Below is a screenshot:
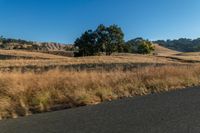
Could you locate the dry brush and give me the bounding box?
[0,65,200,119]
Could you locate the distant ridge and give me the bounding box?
[0,42,66,51]
[154,38,200,52]
[0,37,73,51]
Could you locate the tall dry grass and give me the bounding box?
[0,65,200,119]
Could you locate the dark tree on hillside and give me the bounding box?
[74,30,98,56]
[106,25,125,55]
[74,24,125,56]
[95,24,109,54]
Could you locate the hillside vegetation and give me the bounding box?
[0,37,73,51]
[0,44,198,72]
[155,38,200,52]
[1,65,200,119]
[0,47,185,72]
[1,26,200,119]
[0,44,200,119]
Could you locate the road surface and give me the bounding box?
[1,86,200,133]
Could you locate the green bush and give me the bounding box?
[126,38,155,54]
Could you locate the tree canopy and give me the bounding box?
[74,24,125,56]
[126,38,155,54]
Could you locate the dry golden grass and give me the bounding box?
[152,45,200,62]
[158,54,200,63]
[177,52,200,56]
[0,54,181,71]
[153,44,180,56]
[1,48,200,119]
[0,50,68,59]
[0,65,200,119]
[0,48,196,71]
[169,55,200,62]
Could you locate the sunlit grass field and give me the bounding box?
[1,47,200,119]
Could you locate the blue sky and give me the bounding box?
[0,0,200,43]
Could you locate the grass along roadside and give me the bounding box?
[0,65,200,119]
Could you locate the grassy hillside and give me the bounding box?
[0,49,182,72]
[0,48,200,119]
[0,50,69,59]
[153,45,200,63]
[153,44,180,56]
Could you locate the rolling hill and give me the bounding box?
[153,44,180,56]
[0,49,68,59]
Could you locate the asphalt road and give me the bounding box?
[1,86,200,133]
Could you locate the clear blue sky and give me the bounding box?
[0,0,200,43]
